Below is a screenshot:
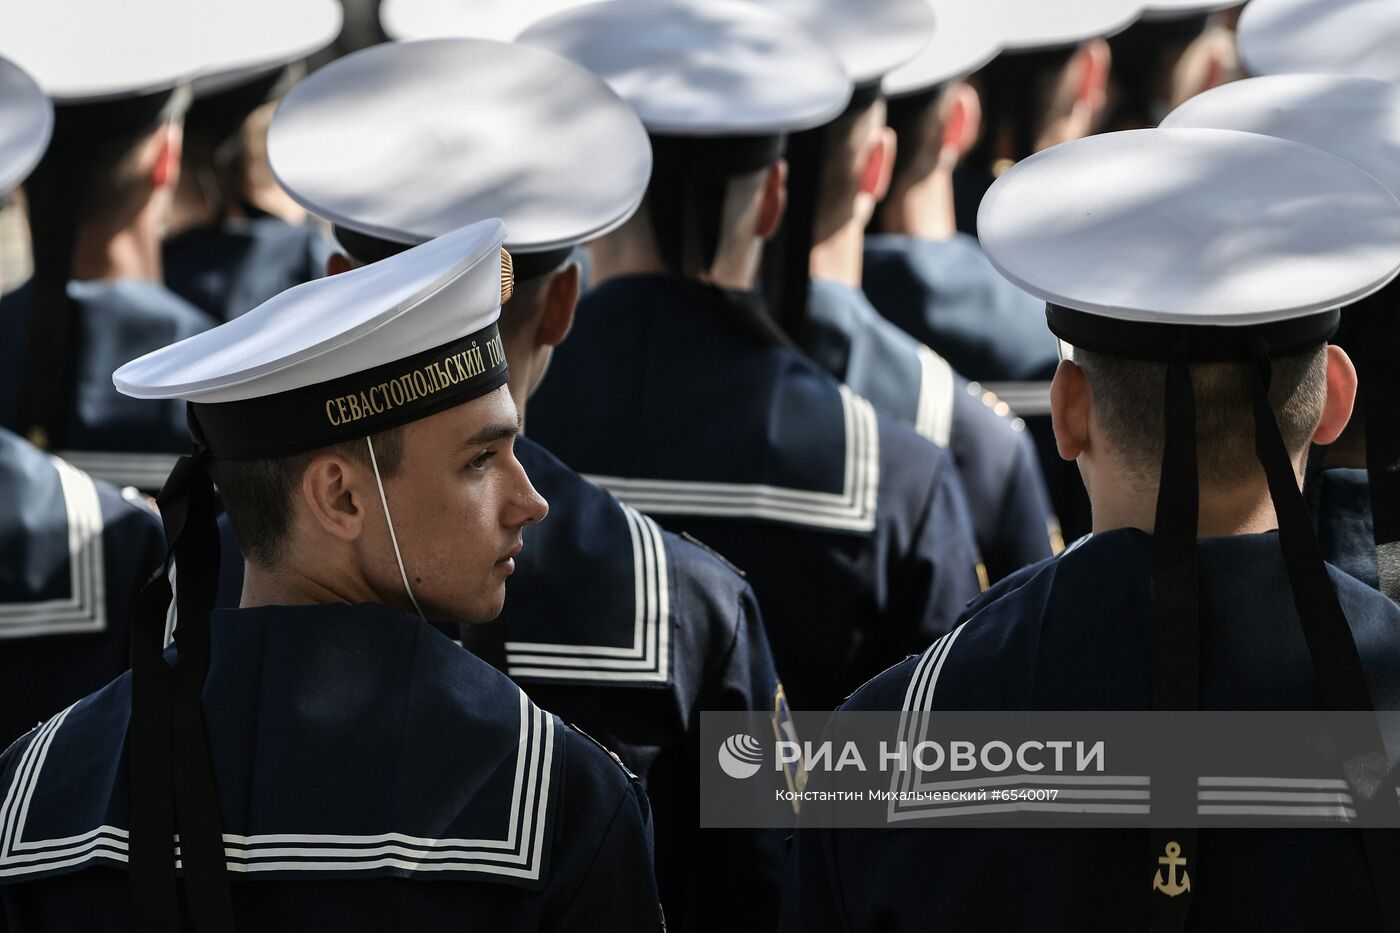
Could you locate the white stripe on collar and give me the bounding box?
[913,345,955,448]
[0,456,107,639]
[506,503,672,684]
[0,691,558,881]
[586,385,881,533]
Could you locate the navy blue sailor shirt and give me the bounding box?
[214,434,790,932]
[781,529,1400,932]
[0,279,218,460]
[163,216,333,323]
[526,273,985,713]
[804,277,1059,582]
[862,233,1062,384]
[0,603,665,932]
[502,436,789,933]
[0,428,167,747]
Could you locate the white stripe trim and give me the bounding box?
[889,626,966,808]
[0,693,557,880]
[978,381,1053,418]
[53,450,178,492]
[505,505,670,683]
[0,456,106,638]
[914,346,955,448]
[585,386,880,533]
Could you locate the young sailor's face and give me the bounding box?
[381,386,547,622]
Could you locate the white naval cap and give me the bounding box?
[192,0,343,98]
[760,0,936,87]
[999,0,1141,52]
[517,0,852,137]
[978,128,1400,329]
[885,0,1007,97]
[268,38,650,260]
[380,0,598,41]
[115,219,511,457]
[0,55,51,194]
[0,0,335,104]
[1238,0,1400,82]
[1162,74,1400,197]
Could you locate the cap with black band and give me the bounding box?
[979,127,1400,933]
[112,218,513,932]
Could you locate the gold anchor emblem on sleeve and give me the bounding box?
[1152,841,1191,897]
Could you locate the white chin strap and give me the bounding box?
[367,436,425,621]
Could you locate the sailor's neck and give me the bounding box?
[70,223,163,283]
[1089,478,1286,539]
[240,560,398,612]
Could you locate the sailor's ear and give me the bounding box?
[1050,358,1092,462]
[299,451,368,543]
[1312,344,1358,447]
[757,158,789,241]
[150,122,182,190]
[859,125,897,202]
[538,262,581,348]
[940,82,982,163]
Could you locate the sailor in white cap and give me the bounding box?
[162,0,342,323]
[1163,74,1400,604]
[0,0,338,489]
[0,219,666,931]
[904,0,1143,543]
[862,0,1064,388]
[950,0,1140,237]
[0,54,169,749]
[0,0,209,470]
[263,35,786,931]
[783,127,1400,930]
[768,0,1060,584]
[514,0,985,713]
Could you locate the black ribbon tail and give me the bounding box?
[128,442,234,933]
[1148,357,1200,932]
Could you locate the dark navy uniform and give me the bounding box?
[163,216,333,322]
[862,234,1094,541]
[862,233,1061,383]
[1310,467,1381,594]
[214,435,789,930]
[528,274,984,711]
[0,280,217,458]
[0,604,664,931]
[804,277,1058,581]
[0,428,166,747]
[505,437,786,932]
[782,529,1400,931]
